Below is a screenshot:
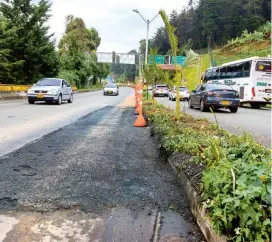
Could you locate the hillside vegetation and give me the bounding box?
[183,22,271,91]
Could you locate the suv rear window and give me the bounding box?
[180,87,188,91]
[156,85,167,88]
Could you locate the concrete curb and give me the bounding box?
[73,88,102,93]
[167,155,228,242]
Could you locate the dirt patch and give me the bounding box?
[118,95,135,107]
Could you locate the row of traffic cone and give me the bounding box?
[134,79,147,127]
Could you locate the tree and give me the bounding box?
[58,15,102,88]
[0,0,59,84]
[0,16,24,83]
[150,0,271,51]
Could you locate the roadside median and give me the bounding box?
[144,101,271,242]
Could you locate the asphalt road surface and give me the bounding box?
[0,88,204,242]
[156,97,271,147]
[0,89,134,157]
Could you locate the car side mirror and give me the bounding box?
[191,90,196,94]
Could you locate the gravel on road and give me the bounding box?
[0,105,205,241]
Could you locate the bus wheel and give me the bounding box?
[250,103,260,109]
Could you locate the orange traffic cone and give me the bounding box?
[134,114,147,127]
[134,106,139,115]
[134,101,147,127]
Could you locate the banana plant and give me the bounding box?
[159,10,182,120]
[142,47,162,108]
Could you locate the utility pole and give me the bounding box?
[133,9,159,65]
[145,20,150,65]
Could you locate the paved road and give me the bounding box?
[0,88,134,157]
[0,88,204,241]
[156,97,271,147]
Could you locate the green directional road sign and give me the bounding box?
[149,55,165,64]
[171,56,186,66]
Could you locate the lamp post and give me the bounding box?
[133,9,159,65]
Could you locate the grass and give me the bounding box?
[77,83,103,92]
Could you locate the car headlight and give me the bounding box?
[48,89,58,94]
[27,88,34,94]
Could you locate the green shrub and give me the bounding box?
[58,70,78,85]
[144,102,271,241]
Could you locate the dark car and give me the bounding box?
[188,84,240,113]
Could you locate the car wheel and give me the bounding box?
[230,107,238,113]
[28,100,35,104]
[56,94,62,105]
[200,99,208,112]
[188,98,193,108]
[68,93,73,103]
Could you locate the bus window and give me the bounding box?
[211,68,219,80]
[226,65,234,78]
[205,69,213,81]
[219,67,226,78]
[243,61,251,77]
[256,61,271,72]
[233,63,244,77]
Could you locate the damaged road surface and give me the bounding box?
[0,99,205,241]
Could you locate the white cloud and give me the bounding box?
[47,0,189,53]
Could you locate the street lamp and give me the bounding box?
[133,9,159,65]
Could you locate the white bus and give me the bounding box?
[201,57,271,108]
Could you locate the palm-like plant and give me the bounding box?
[159,10,182,120]
[142,47,162,107]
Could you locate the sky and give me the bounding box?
[47,0,189,53]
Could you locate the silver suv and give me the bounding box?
[27,78,73,105]
[154,84,169,97]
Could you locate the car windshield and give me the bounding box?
[36,79,61,86]
[106,84,117,88]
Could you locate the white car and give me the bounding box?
[27,78,73,105]
[168,86,190,101]
[103,83,119,96]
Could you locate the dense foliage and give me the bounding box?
[58,15,109,88]
[0,0,59,84]
[0,1,109,86]
[144,102,271,242]
[150,0,271,54]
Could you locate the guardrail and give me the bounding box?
[0,84,78,92]
[117,83,136,88]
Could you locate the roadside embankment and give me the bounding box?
[144,101,271,242]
